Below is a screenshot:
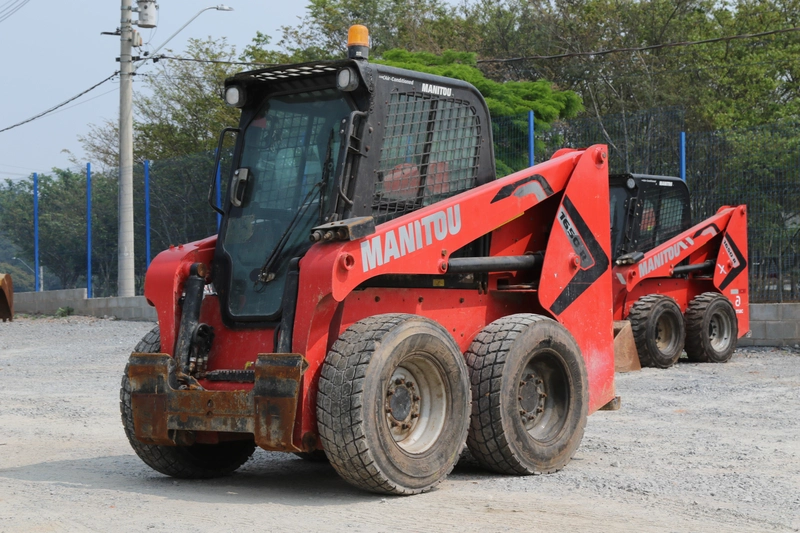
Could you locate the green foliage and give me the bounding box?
[55,306,74,317]
[263,0,800,131]
[254,0,480,61]
[0,233,34,292]
[685,121,800,300]
[81,38,242,168]
[462,0,800,131]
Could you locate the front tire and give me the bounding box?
[629,295,686,368]
[317,314,470,495]
[121,326,256,479]
[465,314,588,475]
[684,293,738,363]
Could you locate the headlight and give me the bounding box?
[337,68,359,92]
[225,85,246,107]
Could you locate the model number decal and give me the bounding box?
[360,205,462,272]
[722,237,740,268]
[558,208,593,268]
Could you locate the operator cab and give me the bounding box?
[211,25,496,326]
[609,174,691,261]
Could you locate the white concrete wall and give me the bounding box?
[14,289,156,322]
[10,291,800,346]
[738,303,800,347]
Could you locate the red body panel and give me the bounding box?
[143,146,618,450]
[144,236,217,356]
[538,149,615,412]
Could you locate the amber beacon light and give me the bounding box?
[347,25,370,60]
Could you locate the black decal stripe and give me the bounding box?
[491,174,553,204]
[719,235,747,290]
[692,223,721,239]
[550,196,610,316]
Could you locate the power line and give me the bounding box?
[0,0,30,23]
[477,26,800,64]
[45,87,119,118]
[144,26,800,70]
[0,163,37,170]
[152,54,276,67]
[0,72,118,134]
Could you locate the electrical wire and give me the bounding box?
[152,55,276,67]
[0,0,25,15]
[44,87,119,118]
[0,0,30,23]
[477,26,800,64]
[0,72,118,134]
[144,26,800,70]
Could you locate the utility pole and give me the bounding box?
[115,1,229,297]
[118,0,135,297]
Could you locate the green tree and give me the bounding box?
[80,37,243,167]
[0,170,119,295]
[256,0,480,62]
[0,233,34,292]
[467,0,800,131]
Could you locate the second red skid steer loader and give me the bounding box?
[124,25,646,495]
[608,174,749,369]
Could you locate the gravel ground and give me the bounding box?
[1,316,799,532]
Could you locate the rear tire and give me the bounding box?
[465,314,588,475]
[685,293,738,363]
[121,326,256,479]
[629,295,686,368]
[317,314,470,495]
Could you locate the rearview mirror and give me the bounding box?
[208,127,240,215]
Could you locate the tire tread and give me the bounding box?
[465,314,564,475]
[121,326,255,479]
[685,292,737,363]
[628,295,684,368]
[317,313,465,495]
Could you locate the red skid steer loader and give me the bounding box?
[608,174,749,370]
[122,25,745,495]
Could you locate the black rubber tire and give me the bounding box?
[465,314,588,475]
[317,314,470,495]
[121,325,256,479]
[684,293,738,363]
[629,295,686,369]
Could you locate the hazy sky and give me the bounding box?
[0,1,310,180]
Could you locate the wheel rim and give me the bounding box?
[384,353,448,454]
[517,351,570,442]
[708,309,733,351]
[655,311,680,353]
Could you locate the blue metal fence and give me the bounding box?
[494,108,798,303]
[4,107,799,302]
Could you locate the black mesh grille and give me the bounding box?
[634,182,689,252]
[373,92,481,224]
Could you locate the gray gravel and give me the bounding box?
[1,316,799,532]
